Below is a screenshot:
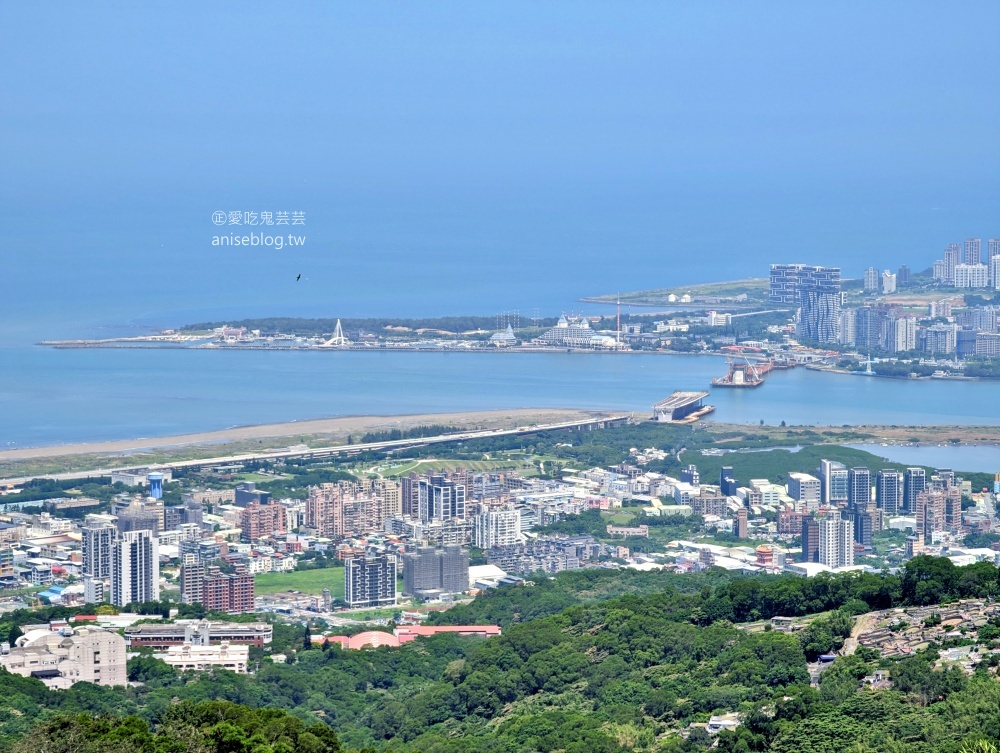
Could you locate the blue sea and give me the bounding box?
[4,344,1000,450]
[1,5,998,449]
[2,188,1000,449]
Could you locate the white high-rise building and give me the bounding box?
[965,237,982,265]
[818,518,854,568]
[881,270,896,295]
[988,237,1000,280]
[473,509,522,548]
[944,244,962,284]
[932,259,946,282]
[990,251,1000,290]
[954,263,989,289]
[876,470,904,517]
[838,309,856,346]
[891,316,916,353]
[787,473,821,508]
[84,576,105,604]
[82,519,117,579]
[818,459,849,505]
[929,300,952,318]
[417,475,467,523]
[111,529,159,607]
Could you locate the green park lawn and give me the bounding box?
[255,568,345,597]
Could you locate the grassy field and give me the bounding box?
[2,585,45,600]
[602,510,640,525]
[378,458,533,477]
[337,608,399,621]
[255,568,345,597]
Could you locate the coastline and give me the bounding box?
[4,414,1000,484]
[38,342,993,382]
[0,408,616,462]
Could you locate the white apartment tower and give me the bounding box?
[787,473,821,508]
[82,520,117,579]
[838,309,856,346]
[111,529,159,606]
[881,270,896,295]
[891,316,916,353]
[944,244,962,284]
[818,517,854,569]
[965,237,982,265]
[954,263,989,289]
[473,509,522,548]
[876,470,904,517]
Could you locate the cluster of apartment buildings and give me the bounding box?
[0,487,195,598]
[79,482,264,613]
[769,254,1000,358]
[838,302,1000,357]
[0,464,641,616]
[796,462,973,563]
[621,449,993,579]
[0,474,284,614]
[930,238,1000,290]
[298,469,630,607]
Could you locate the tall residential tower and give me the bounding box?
[770,264,841,343]
[111,529,159,607]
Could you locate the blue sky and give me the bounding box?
[1,2,998,335]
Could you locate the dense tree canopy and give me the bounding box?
[7,560,1000,751]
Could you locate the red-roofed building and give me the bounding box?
[394,625,501,644]
[313,625,501,650]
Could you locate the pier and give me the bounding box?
[712,357,774,388]
[652,391,714,423]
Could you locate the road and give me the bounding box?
[1,414,631,485]
[842,611,880,656]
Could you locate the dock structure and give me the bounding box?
[712,356,772,388]
[652,391,714,423]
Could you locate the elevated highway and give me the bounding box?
[1,414,632,486]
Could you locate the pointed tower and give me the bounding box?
[324,319,350,347]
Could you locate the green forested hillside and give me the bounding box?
[5,558,1000,751]
[10,701,341,753]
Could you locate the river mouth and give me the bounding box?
[846,443,1000,474]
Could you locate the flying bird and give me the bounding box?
[296,274,301,282]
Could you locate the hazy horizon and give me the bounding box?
[2,3,998,343]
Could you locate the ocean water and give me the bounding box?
[848,444,1000,474]
[2,4,999,448]
[3,347,1000,449]
[2,189,999,449]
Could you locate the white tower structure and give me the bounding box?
[323,319,350,347]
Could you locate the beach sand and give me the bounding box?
[0,408,617,462]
